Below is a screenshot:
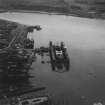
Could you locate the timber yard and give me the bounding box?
[0,12,105,105]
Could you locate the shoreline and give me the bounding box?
[0,9,105,20]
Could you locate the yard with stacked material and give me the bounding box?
[0,19,38,75]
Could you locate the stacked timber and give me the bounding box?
[0,19,40,51]
[0,19,41,73]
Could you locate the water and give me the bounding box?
[0,12,105,105]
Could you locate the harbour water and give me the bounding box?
[0,12,105,105]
